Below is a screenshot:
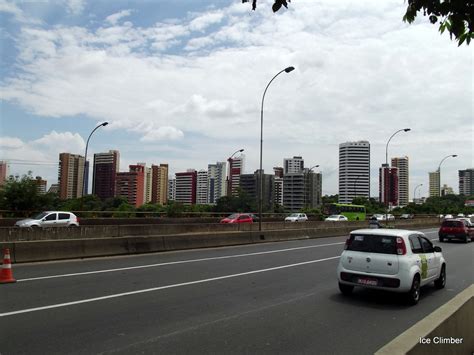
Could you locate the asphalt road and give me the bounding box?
[1,228,473,355]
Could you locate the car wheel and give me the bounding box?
[407,275,420,305]
[434,265,446,289]
[338,282,354,295]
[464,235,470,243]
[30,225,39,230]
[439,236,444,242]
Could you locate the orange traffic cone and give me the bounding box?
[0,248,16,284]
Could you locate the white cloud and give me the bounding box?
[105,9,133,26]
[0,0,41,24]
[63,0,85,15]
[0,137,24,149]
[0,0,472,194]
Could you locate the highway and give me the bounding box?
[1,228,473,354]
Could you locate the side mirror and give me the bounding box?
[434,246,442,253]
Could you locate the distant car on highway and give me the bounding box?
[399,214,414,219]
[443,214,453,220]
[220,213,253,224]
[372,214,395,221]
[15,211,80,228]
[324,215,348,222]
[337,229,446,305]
[438,219,474,243]
[284,213,308,222]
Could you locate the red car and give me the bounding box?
[438,219,474,243]
[220,213,253,224]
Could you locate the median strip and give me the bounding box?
[0,255,341,317]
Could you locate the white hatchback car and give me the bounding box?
[325,215,348,222]
[15,211,80,228]
[337,229,446,305]
[284,213,308,222]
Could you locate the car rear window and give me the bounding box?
[441,220,463,228]
[347,234,397,254]
[58,213,70,220]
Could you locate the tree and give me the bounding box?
[243,0,474,46]
[0,173,44,216]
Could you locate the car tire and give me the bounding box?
[407,275,420,305]
[434,265,446,289]
[464,235,470,243]
[338,282,354,295]
[439,236,444,242]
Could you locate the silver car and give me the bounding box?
[15,211,80,228]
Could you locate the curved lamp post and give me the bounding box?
[384,128,410,222]
[227,148,244,196]
[413,183,423,203]
[259,66,295,232]
[82,122,108,200]
[437,154,457,197]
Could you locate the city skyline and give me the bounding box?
[0,0,471,198]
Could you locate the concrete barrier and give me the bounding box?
[376,284,474,355]
[0,219,441,263]
[0,218,440,242]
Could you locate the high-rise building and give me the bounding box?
[168,178,176,202]
[58,153,85,200]
[379,164,399,207]
[283,170,322,211]
[273,167,284,178]
[92,150,120,200]
[175,170,197,205]
[0,161,9,185]
[35,176,47,194]
[274,177,283,206]
[227,154,245,196]
[283,156,304,174]
[48,184,59,194]
[338,141,370,203]
[441,184,454,196]
[115,165,145,207]
[391,156,409,207]
[151,164,169,205]
[196,170,208,205]
[239,170,275,211]
[208,162,226,204]
[429,171,440,197]
[459,168,474,196]
[137,163,152,204]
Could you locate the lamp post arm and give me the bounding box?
[385,129,405,166]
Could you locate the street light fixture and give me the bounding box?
[384,128,410,222]
[413,183,423,203]
[437,154,457,197]
[227,149,244,196]
[82,122,109,203]
[259,66,295,233]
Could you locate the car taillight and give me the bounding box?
[396,237,406,255]
[76,217,80,223]
[344,237,352,250]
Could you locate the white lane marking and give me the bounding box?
[1,256,341,317]
[18,241,345,282]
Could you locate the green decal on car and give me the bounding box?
[420,254,428,279]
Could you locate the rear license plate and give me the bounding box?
[447,235,454,238]
[357,278,378,286]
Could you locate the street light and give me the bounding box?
[259,66,294,233]
[227,148,244,196]
[384,128,410,222]
[82,122,108,200]
[413,183,423,203]
[437,154,457,197]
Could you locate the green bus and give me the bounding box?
[325,203,366,221]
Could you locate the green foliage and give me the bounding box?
[245,0,473,46]
[403,0,473,46]
[113,202,136,218]
[351,197,386,214]
[300,207,324,220]
[322,194,339,204]
[213,190,257,213]
[0,173,44,216]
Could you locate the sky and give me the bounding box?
[0,0,472,198]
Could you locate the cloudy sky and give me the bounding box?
[0,0,472,198]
